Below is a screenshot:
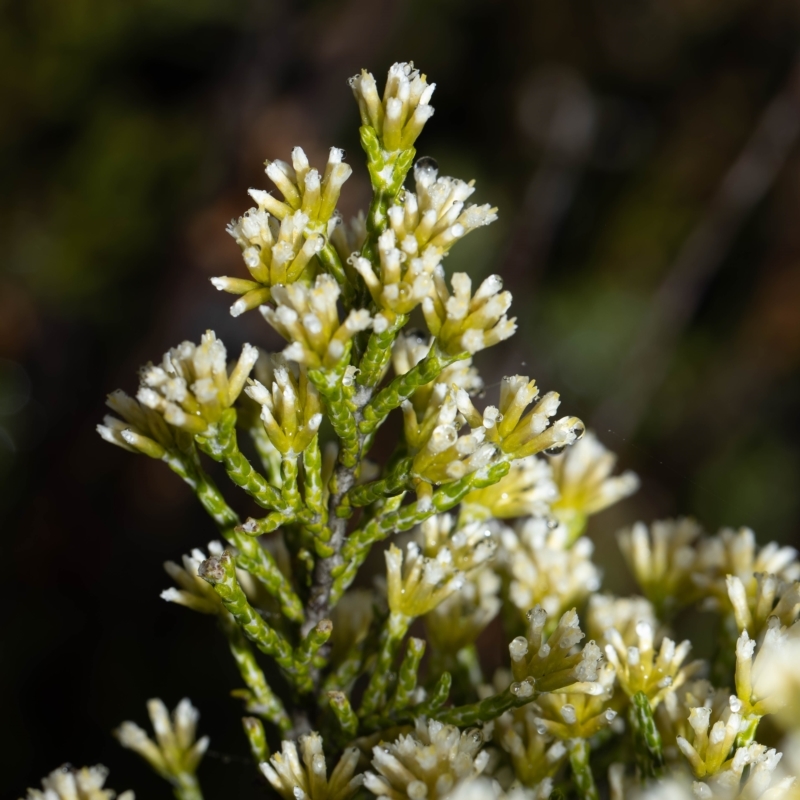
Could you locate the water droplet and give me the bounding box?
[415,155,439,173]
[544,445,567,456]
[572,422,586,439]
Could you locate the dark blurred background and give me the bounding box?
[3,0,800,796]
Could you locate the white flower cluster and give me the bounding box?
[385,541,467,619]
[216,146,352,316]
[98,331,258,452]
[364,719,489,800]
[260,733,362,800]
[115,698,208,795]
[350,62,435,152]
[500,519,601,621]
[262,274,372,369]
[20,766,133,800]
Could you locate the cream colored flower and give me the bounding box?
[386,160,497,255]
[604,621,702,708]
[99,332,258,449]
[461,456,558,521]
[531,662,618,740]
[364,718,489,800]
[219,208,324,315]
[251,146,352,232]
[385,542,465,619]
[726,572,800,638]
[261,274,372,369]
[21,766,134,800]
[585,594,659,648]
[495,707,568,788]
[443,777,552,800]
[499,519,601,623]
[655,681,730,760]
[735,622,800,720]
[509,605,604,695]
[456,375,583,460]
[754,625,800,732]
[549,431,639,542]
[422,271,516,357]
[675,695,746,778]
[392,331,484,417]
[244,357,322,455]
[352,228,440,316]
[420,514,498,572]
[260,733,362,800]
[692,745,791,800]
[403,386,498,484]
[617,518,706,616]
[350,62,435,152]
[695,527,800,611]
[115,698,207,795]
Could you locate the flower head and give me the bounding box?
[115,698,208,793]
[423,271,516,357]
[531,662,618,740]
[21,765,134,800]
[585,594,659,649]
[261,274,372,369]
[244,357,322,454]
[604,621,702,709]
[617,518,706,617]
[260,733,362,800]
[693,745,790,800]
[656,680,730,760]
[726,572,800,638]
[675,694,747,779]
[393,331,484,423]
[352,228,440,316]
[386,161,497,256]
[500,519,601,623]
[462,456,558,521]
[99,332,258,450]
[364,718,489,800]
[695,527,800,609]
[219,209,325,316]
[403,386,499,484]
[444,777,552,800]
[456,375,584,460]
[509,605,604,694]
[420,514,497,573]
[495,707,568,788]
[386,542,465,619]
[350,62,435,152]
[549,431,639,541]
[252,146,352,232]
[735,622,800,719]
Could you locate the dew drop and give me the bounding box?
[415,156,439,174]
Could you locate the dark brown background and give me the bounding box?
[3,0,800,796]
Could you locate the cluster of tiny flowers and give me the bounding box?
[365,719,489,800]
[25,59,798,800]
[20,766,134,800]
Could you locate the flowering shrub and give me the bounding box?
[23,62,800,800]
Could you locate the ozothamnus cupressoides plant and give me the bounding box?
[22,61,800,800]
